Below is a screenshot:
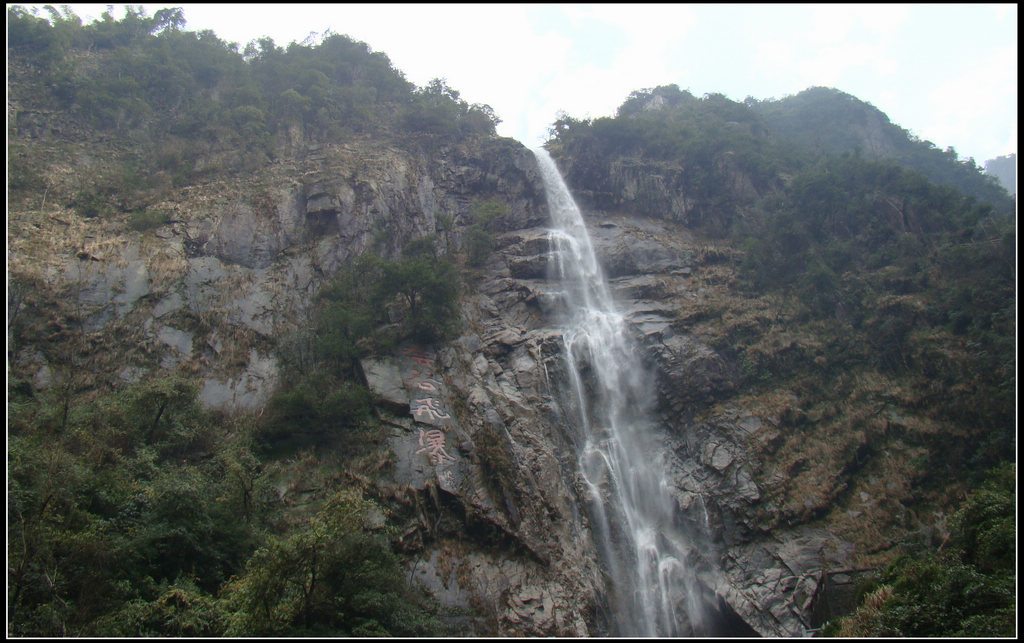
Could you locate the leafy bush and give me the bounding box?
[69,186,113,218]
[262,374,373,449]
[383,235,462,342]
[949,462,1016,575]
[68,161,162,220]
[303,235,461,367]
[92,579,229,637]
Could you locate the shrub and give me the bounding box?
[127,207,173,231]
[264,375,372,442]
[465,199,508,266]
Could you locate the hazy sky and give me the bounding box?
[38,3,1018,163]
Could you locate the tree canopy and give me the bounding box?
[8,4,500,158]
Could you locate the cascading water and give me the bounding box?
[534,147,710,637]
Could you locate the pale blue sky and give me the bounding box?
[28,4,1018,163]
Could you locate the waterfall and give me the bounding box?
[534,147,709,637]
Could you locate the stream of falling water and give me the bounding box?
[534,148,709,637]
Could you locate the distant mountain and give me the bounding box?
[750,87,1015,211]
[547,84,1015,229]
[984,153,1016,197]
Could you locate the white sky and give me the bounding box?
[24,3,1019,163]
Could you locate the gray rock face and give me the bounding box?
[198,350,279,413]
[361,356,410,411]
[588,216,691,277]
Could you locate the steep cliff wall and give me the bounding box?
[9,126,850,635]
[9,125,611,635]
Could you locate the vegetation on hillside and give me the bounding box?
[8,5,500,144]
[548,84,1015,636]
[7,4,501,215]
[548,87,799,230]
[822,463,1015,637]
[8,6,1015,638]
[7,373,442,636]
[7,6,479,637]
[548,88,1014,472]
[7,232,461,635]
[735,155,1014,484]
[6,229,463,635]
[548,85,1013,233]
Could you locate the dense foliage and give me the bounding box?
[7,371,442,636]
[547,85,1013,233]
[465,199,509,266]
[7,4,500,211]
[739,152,1014,474]
[220,490,441,636]
[8,5,499,142]
[823,463,1015,637]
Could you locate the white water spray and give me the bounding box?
[534,148,708,637]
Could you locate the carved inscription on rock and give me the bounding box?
[400,346,457,477]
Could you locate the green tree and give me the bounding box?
[949,462,1015,575]
[222,490,441,636]
[465,199,508,266]
[92,579,229,637]
[380,235,461,342]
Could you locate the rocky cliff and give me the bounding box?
[10,122,877,635]
[9,125,599,633]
